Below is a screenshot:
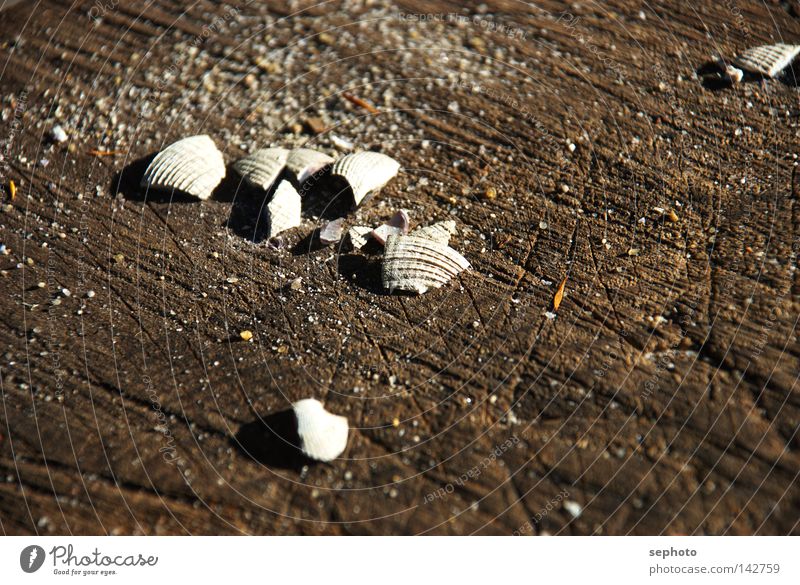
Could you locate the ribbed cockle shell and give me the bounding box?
[233,147,289,192]
[330,151,400,206]
[733,44,800,77]
[410,220,456,245]
[141,135,225,200]
[286,148,334,184]
[382,234,470,294]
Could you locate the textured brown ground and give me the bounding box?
[0,0,798,535]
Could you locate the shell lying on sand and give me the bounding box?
[265,180,301,239]
[346,225,372,250]
[292,398,349,462]
[330,151,400,206]
[410,220,457,245]
[141,135,225,200]
[733,44,800,77]
[233,147,289,192]
[382,234,470,294]
[286,148,334,184]
[319,217,345,245]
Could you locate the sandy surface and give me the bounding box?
[0,0,798,535]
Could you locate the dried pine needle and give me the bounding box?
[553,277,567,311]
[342,92,379,114]
[87,149,124,157]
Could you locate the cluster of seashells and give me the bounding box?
[141,134,471,296]
[140,135,474,461]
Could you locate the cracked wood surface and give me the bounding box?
[0,0,798,535]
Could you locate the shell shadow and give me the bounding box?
[233,410,313,471]
[779,62,800,87]
[290,228,326,256]
[336,252,389,295]
[302,174,354,220]
[224,176,275,243]
[112,153,188,203]
[695,59,790,90]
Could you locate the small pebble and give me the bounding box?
[51,125,68,143]
[563,500,583,518]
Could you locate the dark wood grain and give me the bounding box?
[0,0,798,535]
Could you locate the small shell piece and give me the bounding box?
[233,147,289,192]
[286,148,334,184]
[265,180,301,239]
[141,135,226,200]
[410,220,457,245]
[371,224,403,245]
[382,234,470,294]
[733,44,800,77]
[292,398,349,462]
[724,65,744,84]
[371,209,411,245]
[330,151,400,206]
[319,217,345,245]
[346,225,372,250]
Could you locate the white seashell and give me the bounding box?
[141,135,225,200]
[330,151,400,206]
[286,148,334,184]
[733,44,800,77]
[382,234,470,294]
[346,225,372,250]
[292,398,348,462]
[410,220,457,245]
[265,180,301,239]
[319,217,345,245]
[233,147,289,192]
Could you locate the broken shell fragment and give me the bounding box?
[292,398,349,462]
[319,217,345,245]
[371,210,411,245]
[286,148,334,184]
[141,135,226,200]
[724,65,744,84]
[733,43,800,78]
[265,180,301,239]
[382,234,470,294]
[410,220,457,245]
[388,209,410,232]
[330,151,400,206]
[371,224,403,245]
[233,147,289,192]
[346,225,372,250]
